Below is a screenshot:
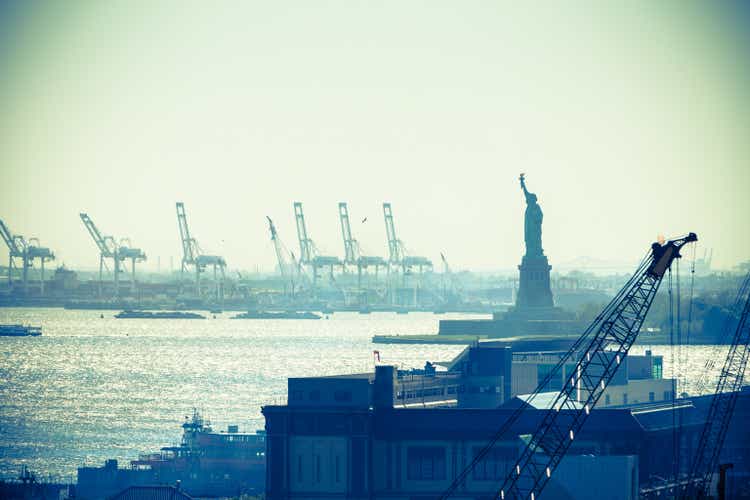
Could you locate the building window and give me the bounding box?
[309,390,320,401]
[664,390,672,401]
[334,390,352,402]
[649,392,655,402]
[605,394,611,405]
[297,455,303,481]
[335,455,341,483]
[652,358,663,379]
[407,446,446,480]
[291,391,303,401]
[537,364,562,391]
[623,393,628,405]
[472,447,516,480]
[315,455,321,483]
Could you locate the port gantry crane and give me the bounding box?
[339,202,387,290]
[439,232,697,500]
[293,202,342,285]
[176,202,226,300]
[383,202,432,304]
[79,213,146,297]
[0,218,55,294]
[675,270,750,499]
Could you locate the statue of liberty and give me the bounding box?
[519,173,543,257]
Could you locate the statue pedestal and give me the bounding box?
[517,254,553,309]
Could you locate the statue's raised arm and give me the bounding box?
[519,173,535,204]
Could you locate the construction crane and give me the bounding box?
[678,270,750,499]
[267,216,302,295]
[339,202,386,289]
[0,219,55,294]
[176,202,226,300]
[440,252,463,306]
[293,202,341,284]
[440,232,697,500]
[80,213,146,297]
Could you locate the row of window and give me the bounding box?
[406,446,517,481]
[396,386,457,400]
[290,390,353,402]
[603,390,672,406]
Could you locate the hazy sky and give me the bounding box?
[1,1,749,272]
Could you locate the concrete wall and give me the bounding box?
[288,377,371,408]
[288,436,348,495]
[599,378,674,407]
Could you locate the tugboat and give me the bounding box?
[0,324,42,336]
[114,310,206,319]
[232,310,321,320]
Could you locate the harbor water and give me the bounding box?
[0,307,733,480]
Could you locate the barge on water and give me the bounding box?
[114,310,205,319]
[0,324,42,336]
[232,311,321,320]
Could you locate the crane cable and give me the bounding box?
[668,265,679,482]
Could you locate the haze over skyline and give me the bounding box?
[1,2,749,272]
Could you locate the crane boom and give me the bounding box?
[681,271,750,499]
[79,213,115,256]
[293,202,314,264]
[176,202,196,266]
[339,202,358,264]
[383,202,401,265]
[267,216,289,279]
[0,219,24,256]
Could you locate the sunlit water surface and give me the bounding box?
[0,308,732,481]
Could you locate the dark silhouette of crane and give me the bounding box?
[677,271,750,499]
[440,232,697,500]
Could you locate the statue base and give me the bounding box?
[516,254,554,309]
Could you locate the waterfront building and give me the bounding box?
[263,364,750,499]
